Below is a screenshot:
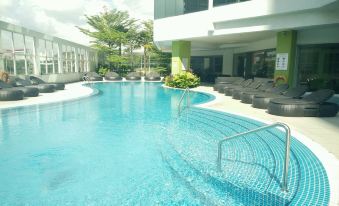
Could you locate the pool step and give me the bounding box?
[171,109,296,203]
[160,126,289,205]
[176,107,329,205]
[184,108,302,195]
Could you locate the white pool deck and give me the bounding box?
[0,82,338,205]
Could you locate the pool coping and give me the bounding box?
[0,82,338,205]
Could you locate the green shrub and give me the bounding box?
[97,66,110,76]
[165,72,200,88]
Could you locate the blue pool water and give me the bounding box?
[0,82,330,205]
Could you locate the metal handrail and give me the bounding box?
[178,87,190,116]
[217,122,291,192]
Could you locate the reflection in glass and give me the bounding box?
[40,56,47,74]
[15,55,26,75]
[25,36,34,56]
[46,41,53,58]
[47,58,53,74]
[0,30,14,74]
[26,56,34,75]
[38,39,46,57]
[13,33,25,55]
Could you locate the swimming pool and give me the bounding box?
[0,82,330,205]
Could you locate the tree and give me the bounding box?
[77,8,136,69]
[138,20,154,71]
[79,8,171,75]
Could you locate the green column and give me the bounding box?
[274,30,297,86]
[171,41,191,75]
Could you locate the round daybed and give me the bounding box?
[268,99,338,117]
[125,72,141,81]
[231,81,270,100]
[145,72,161,81]
[0,89,24,101]
[104,72,122,81]
[11,87,39,97]
[30,76,65,90]
[267,89,338,117]
[85,72,103,81]
[13,78,55,93]
[0,80,39,97]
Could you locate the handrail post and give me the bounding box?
[178,87,190,116]
[281,124,291,192]
[216,122,291,192]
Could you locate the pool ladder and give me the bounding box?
[83,75,92,86]
[178,87,191,116]
[217,122,291,192]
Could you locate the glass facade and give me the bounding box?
[233,49,276,79]
[0,26,96,76]
[154,0,208,19]
[213,0,249,7]
[298,44,339,92]
[191,55,223,82]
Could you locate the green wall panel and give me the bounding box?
[171,41,191,74]
[274,30,297,86]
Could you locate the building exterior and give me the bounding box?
[154,0,339,90]
[0,20,97,82]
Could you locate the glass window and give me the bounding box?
[233,49,275,79]
[26,55,34,75]
[25,36,35,56]
[15,55,26,75]
[0,30,15,74]
[214,0,249,7]
[155,0,208,19]
[40,56,47,74]
[54,59,58,73]
[25,36,35,75]
[13,33,26,75]
[47,57,53,74]
[53,43,58,59]
[298,44,339,92]
[13,33,25,55]
[38,39,46,57]
[46,41,53,58]
[191,55,223,82]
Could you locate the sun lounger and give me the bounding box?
[232,80,273,99]
[240,83,289,104]
[125,72,141,81]
[0,87,24,101]
[12,77,55,93]
[29,76,65,90]
[145,72,161,81]
[252,86,307,109]
[267,89,338,117]
[104,72,122,81]
[84,72,103,81]
[0,80,39,97]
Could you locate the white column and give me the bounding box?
[33,37,40,75]
[23,35,28,75]
[57,43,63,73]
[74,48,79,73]
[208,0,214,10]
[52,43,55,74]
[0,30,4,72]
[10,32,16,75]
[85,50,89,72]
